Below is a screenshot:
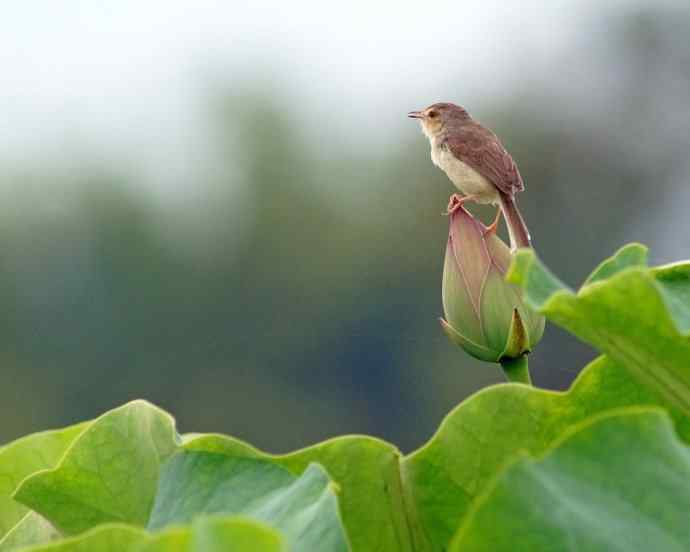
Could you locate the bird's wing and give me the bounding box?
[444,125,524,195]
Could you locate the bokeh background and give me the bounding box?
[1,1,689,452]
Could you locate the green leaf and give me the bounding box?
[138,517,286,552]
[11,518,286,552]
[452,408,690,551]
[652,261,690,334]
[0,513,59,551]
[13,524,146,552]
[6,402,346,551]
[506,245,568,306]
[507,244,690,415]
[177,517,285,552]
[401,355,690,551]
[148,452,348,552]
[0,424,87,539]
[13,401,179,535]
[148,453,293,530]
[183,434,416,552]
[583,242,648,285]
[182,353,689,552]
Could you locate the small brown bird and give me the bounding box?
[408,102,531,249]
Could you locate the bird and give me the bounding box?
[408,102,531,250]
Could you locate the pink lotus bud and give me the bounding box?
[441,197,544,363]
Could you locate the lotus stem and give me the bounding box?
[500,355,532,385]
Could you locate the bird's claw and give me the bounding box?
[446,194,473,215]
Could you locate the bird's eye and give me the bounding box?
[428,111,438,118]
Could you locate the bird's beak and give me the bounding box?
[408,111,423,119]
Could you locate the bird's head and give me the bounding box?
[408,102,470,139]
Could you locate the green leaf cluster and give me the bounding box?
[0,243,688,551]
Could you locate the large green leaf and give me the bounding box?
[452,408,690,551]
[0,513,59,551]
[6,356,687,552]
[6,403,347,551]
[182,434,417,552]
[138,517,285,552]
[184,353,689,552]
[148,453,348,551]
[507,243,690,414]
[400,355,690,551]
[0,424,87,539]
[13,401,178,535]
[6,518,285,552]
[8,525,145,552]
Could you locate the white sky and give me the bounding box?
[0,0,661,192]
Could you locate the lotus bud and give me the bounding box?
[440,196,544,369]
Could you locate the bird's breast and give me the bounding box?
[430,143,498,204]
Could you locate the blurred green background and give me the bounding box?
[1,2,689,452]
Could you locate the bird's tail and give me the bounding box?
[499,192,531,250]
